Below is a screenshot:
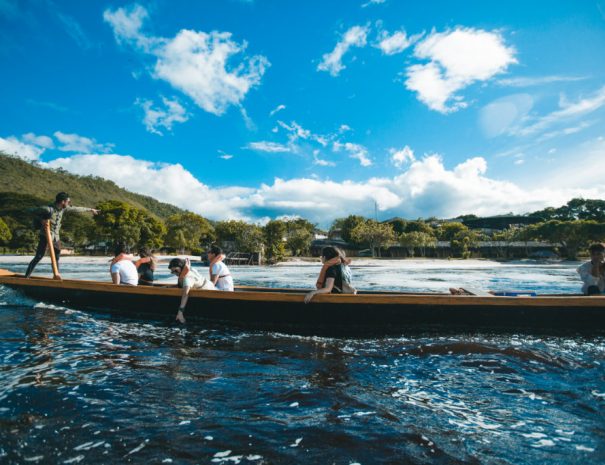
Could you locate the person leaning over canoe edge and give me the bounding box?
[304,246,356,304]
[169,257,215,323]
[25,192,99,278]
[577,242,605,295]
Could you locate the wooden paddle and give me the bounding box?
[44,221,61,280]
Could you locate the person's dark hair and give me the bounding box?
[114,243,127,256]
[55,192,70,203]
[209,245,223,256]
[321,246,340,261]
[589,243,605,253]
[139,247,153,258]
[168,258,186,270]
[587,285,601,296]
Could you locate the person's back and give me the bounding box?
[182,266,215,290]
[110,244,138,286]
[111,259,138,286]
[212,261,234,291]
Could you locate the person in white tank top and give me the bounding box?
[208,245,234,291]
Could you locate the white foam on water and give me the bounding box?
[290,438,303,447]
[63,455,85,464]
[531,439,555,448]
[124,440,148,456]
[575,445,595,452]
[24,456,44,462]
[179,420,191,425]
[214,451,232,458]
[289,402,299,407]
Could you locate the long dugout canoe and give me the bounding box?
[0,269,604,335]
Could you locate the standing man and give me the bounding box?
[25,192,99,278]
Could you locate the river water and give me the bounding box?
[0,257,604,464]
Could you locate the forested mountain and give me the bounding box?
[0,153,186,219]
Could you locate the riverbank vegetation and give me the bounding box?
[1,153,605,261]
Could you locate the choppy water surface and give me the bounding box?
[1,258,604,464]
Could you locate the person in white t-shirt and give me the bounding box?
[577,243,605,295]
[110,244,138,286]
[208,245,234,291]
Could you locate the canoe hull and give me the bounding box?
[1,271,605,335]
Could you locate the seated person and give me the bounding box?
[207,245,234,291]
[305,246,356,303]
[135,247,157,286]
[168,258,215,323]
[577,243,605,295]
[110,244,138,286]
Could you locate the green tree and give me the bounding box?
[399,231,436,257]
[286,227,313,256]
[139,214,167,249]
[332,215,367,244]
[350,220,396,257]
[0,217,12,245]
[165,212,215,253]
[525,220,605,259]
[529,198,605,222]
[62,214,96,251]
[215,220,264,253]
[404,220,435,235]
[94,200,144,249]
[263,219,287,263]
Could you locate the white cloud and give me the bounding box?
[247,141,292,153]
[318,25,369,77]
[22,133,54,149]
[479,93,534,138]
[39,138,605,226]
[53,131,113,153]
[269,104,286,117]
[361,0,386,7]
[376,30,416,55]
[312,150,335,167]
[136,97,189,135]
[104,4,269,116]
[405,27,517,113]
[333,141,372,166]
[0,136,45,160]
[390,145,415,168]
[516,85,605,136]
[497,75,587,87]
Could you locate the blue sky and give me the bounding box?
[1,0,605,226]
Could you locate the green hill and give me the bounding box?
[0,152,186,219]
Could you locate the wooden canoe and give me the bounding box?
[0,268,604,335]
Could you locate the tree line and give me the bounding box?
[1,198,605,260]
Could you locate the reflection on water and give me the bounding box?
[1,259,604,464]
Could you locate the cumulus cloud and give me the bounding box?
[0,136,45,160]
[318,25,369,77]
[136,97,189,135]
[479,93,534,138]
[43,149,605,226]
[405,27,517,113]
[104,4,269,116]
[390,145,415,168]
[376,30,418,55]
[22,133,54,149]
[53,131,113,153]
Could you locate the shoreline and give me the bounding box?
[0,254,579,267]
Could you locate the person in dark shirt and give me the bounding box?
[135,247,157,285]
[304,246,355,303]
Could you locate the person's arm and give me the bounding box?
[305,277,335,304]
[210,264,220,285]
[176,285,191,323]
[111,272,120,285]
[66,206,100,215]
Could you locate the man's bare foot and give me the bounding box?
[449,287,466,295]
[176,310,186,323]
